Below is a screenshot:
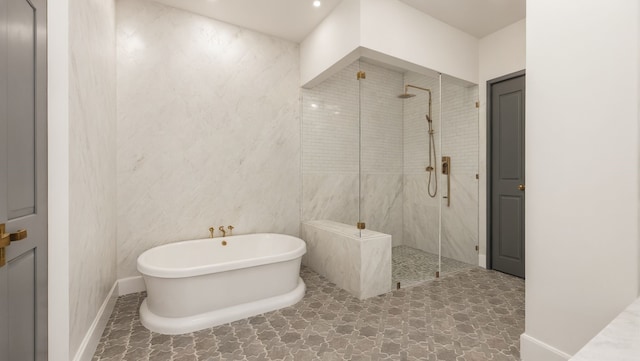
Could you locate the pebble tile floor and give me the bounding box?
[93,266,524,361]
[392,246,476,288]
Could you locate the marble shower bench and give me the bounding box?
[300,220,392,300]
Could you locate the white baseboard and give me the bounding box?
[521,333,572,361]
[118,275,146,296]
[72,281,118,361]
[478,254,487,269]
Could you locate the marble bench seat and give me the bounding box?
[300,220,392,299]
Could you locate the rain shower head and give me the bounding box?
[398,93,416,99]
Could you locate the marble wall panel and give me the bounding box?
[116,0,301,278]
[69,0,117,354]
[301,174,359,224]
[360,174,403,247]
[402,175,440,255]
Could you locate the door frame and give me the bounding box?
[486,69,525,270]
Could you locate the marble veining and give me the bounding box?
[301,220,392,299]
[570,297,640,361]
[69,0,117,354]
[116,0,301,278]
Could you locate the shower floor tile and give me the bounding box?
[93,266,524,361]
[392,245,477,288]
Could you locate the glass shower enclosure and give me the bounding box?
[301,58,479,291]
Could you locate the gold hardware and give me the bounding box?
[227,225,234,236]
[0,224,11,268]
[218,226,226,237]
[221,240,227,246]
[518,184,526,191]
[356,71,366,80]
[10,229,27,242]
[396,282,401,290]
[435,271,440,278]
[475,245,479,251]
[475,101,479,108]
[357,222,365,230]
[475,173,479,179]
[442,156,451,207]
[209,227,215,238]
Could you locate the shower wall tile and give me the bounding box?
[302,61,360,176]
[402,175,440,254]
[116,0,300,278]
[359,62,404,175]
[301,174,359,225]
[68,0,117,355]
[402,72,441,252]
[302,60,404,246]
[361,174,403,247]
[403,72,441,175]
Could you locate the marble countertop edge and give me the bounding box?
[570,296,640,361]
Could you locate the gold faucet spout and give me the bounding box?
[218,226,226,237]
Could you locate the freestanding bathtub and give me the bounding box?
[137,233,306,335]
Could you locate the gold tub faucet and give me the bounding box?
[209,227,215,238]
[228,225,234,236]
[218,226,226,237]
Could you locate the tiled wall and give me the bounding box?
[301,61,360,226]
[301,60,404,245]
[116,0,301,278]
[402,71,441,254]
[359,62,404,246]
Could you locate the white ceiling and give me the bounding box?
[152,0,343,43]
[152,0,525,43]
[400,0,526,38]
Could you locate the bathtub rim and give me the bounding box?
[137,233,307,278]
[139,276,306,335]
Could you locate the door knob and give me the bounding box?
[518,184,526,191]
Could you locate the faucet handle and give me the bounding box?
[227,225,234,236]
[208,227,215,238]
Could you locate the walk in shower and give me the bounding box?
[301,59,479,290]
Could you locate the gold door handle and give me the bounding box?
[10,229,27,242]
[0,224,10,267]
[0,224,29,268]
[518,184,526,191]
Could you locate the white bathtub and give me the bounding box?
[137,233,306,335]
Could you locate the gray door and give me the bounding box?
[0,0,48,360]
[489,73,525,278]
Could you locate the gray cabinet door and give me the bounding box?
[0,0,47,360]
[489,74,525,278]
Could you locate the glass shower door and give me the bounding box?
[439,74,480,277]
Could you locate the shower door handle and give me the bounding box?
[518,184,526,191]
